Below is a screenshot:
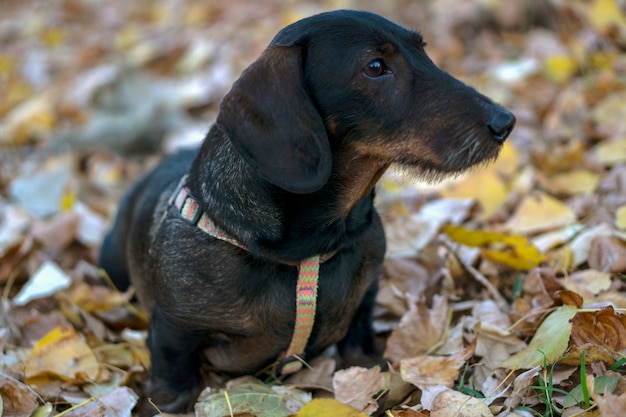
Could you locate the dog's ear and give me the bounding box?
[216,46,331,194]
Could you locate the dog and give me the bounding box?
[100,9,515,412]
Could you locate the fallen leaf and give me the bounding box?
[560,269,612,300]
[400,339,476,389]
[12,261,72,306]
[445,225,544,270]
[440,169,508,219]
[63,387,138,417]
[594,138,626,166]
[296,398,368,417]
[547,170,601,196]
[384,296,448,365]
[0,376,39,415]
[506,192,577,234]
[616,205,626,229]
[588,236,626,273]
[0,204,31,258]
[569,223,615,267]
[500,305,578,369]
[430,388,493,417]
[579,0,626,35]
[544,54,578,84]
[195,377,292,417]
[24,325,100,385]
[333,366,385,414]
[503,366,541,409]
[570,306,626,353]
[594,390,626,417]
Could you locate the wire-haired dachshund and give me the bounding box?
[100,9,515,412]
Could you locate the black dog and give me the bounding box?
[100,10,514,412]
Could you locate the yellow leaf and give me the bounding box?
[24,326,99,385]
[506,191,577,234]
[584,0,626,34]
[445,225,545,270]
[561,269,612,300]
[0,54,15,74]
[544,54,578,84]
[41,28,65,48]
[296,398,368,417]
[440,169,507,219]
[616,205,626,229]
[549,170,600,195]
[492,142,520,177]
[595,138,626,166]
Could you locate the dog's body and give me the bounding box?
[100,10,514,412]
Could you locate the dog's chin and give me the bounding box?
[397,145,502,184]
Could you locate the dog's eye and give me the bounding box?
[364,59,388,78]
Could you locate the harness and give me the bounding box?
[169,176,327,374]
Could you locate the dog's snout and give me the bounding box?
[487,109,516,143]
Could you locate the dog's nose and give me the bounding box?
[487,109,516,143]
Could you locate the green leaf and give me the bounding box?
[500,305,578,369]
[196,380,292,417]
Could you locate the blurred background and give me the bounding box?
[1,0,626,297]
[2,1,626,415]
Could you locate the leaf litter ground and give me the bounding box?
[1,0,626,416]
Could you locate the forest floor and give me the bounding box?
[1,0,626,416]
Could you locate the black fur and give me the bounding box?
[100,10,514,412]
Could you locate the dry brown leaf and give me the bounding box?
[556,290,584,308]
[560,269,612,301]
[474,321,527,370]
[400,339,476,389]
[63,386,138,417]
[569,223,615,267]
[384,296,448,365]
[503,366,541,409]
[0,376,39,415]
[594,390,626,417]
[332,366,384,415]
[588,236,626,273]
[570,306,626,353]
[430,388,493,417]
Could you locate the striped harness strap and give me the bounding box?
[170,176,320,374]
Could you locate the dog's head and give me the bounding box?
[217,10,515,194]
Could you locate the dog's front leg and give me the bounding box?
[147,305,204,413]
[337,278,380,367]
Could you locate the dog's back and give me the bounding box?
[100,149,198,291]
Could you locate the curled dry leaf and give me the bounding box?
[63,387,138,417]
[333,366,385,415]
[384,295,448,365]
[400,338,476,389]
[588,236,626,273]
[0,376,39,415]
[593,390,626,417]
[430,388,493,417]
[570,306,626,354]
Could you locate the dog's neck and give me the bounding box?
[188,125,385,262]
